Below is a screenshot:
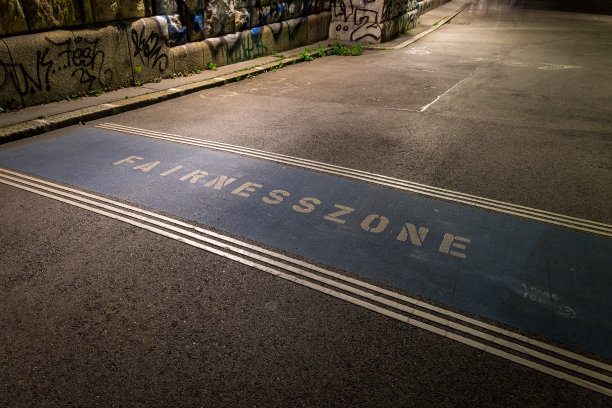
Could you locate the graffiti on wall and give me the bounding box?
[50,37,112,89]
[205,29,269,65]
[183,0,206,41]
[331,0,382,42]
[268,17,307,44]
[131,26,170,73]
[0,36,112,102]
[1,7,330,108]
[225,30,268,64]
[382,0,406,21]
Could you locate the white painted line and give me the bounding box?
[1,167,611,397]
[168,88,182,92]
[102,103,118,108]
[96,123,612,237]
[420,71,473,112]
[98,122,611,234]
[2,166,610,373]
[214,77,225,82]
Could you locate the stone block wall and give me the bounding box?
[0,0,448,108]
[92,1,149,24]
[0,23,133,108]
[0,1,29,36]
[0,1,149,36]
[0,2,332,109]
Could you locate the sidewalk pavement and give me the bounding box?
[0,0,471,144]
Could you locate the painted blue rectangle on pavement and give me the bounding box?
[1,128,610,359]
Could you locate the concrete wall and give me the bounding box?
[0,8,332,109]
[0,1,150,36]
[329,0,448,43]
[0,1,328,39]
[0,0,448,109]
[0,1,332,108]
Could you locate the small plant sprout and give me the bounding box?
[326,37,363,56]
[317,45,325,57]
[300,47,314,61]
[88,88,105,96]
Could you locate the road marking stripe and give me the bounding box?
[420,72,473,112]
[1,168,610,396]
[104,123,607,230]
[2,167,609,373]
[96,123,612,237]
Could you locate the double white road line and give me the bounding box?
[0,123,610,396]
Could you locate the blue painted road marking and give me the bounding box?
[0,128,610,359]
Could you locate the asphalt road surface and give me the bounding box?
[1,1,611,406]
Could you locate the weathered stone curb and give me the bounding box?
[0,48,324,144]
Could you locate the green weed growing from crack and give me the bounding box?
[299,48,314,61]
[326,37,362,56]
